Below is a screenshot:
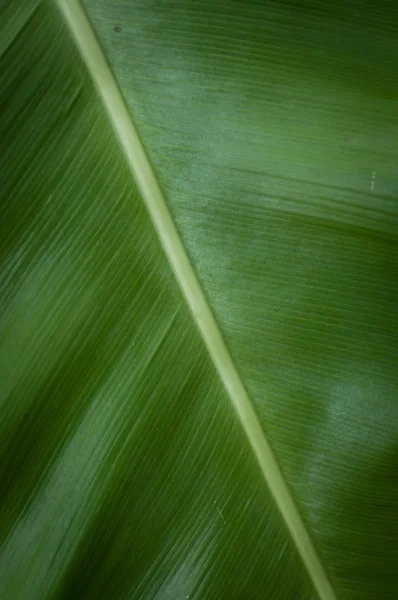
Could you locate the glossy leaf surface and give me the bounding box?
[1,1,398,599]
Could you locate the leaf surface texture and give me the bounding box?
[1,1,398,599]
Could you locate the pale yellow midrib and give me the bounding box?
[55,2,337,599]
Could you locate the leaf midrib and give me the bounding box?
[55,1,337,598]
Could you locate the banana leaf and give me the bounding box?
[1,0,398,599]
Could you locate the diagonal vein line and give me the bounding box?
[55,1,337,598]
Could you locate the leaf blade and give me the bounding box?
[0,2,319,599]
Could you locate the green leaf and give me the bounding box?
[1,1,398,599]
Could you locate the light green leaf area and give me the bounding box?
[1,1,398,600]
